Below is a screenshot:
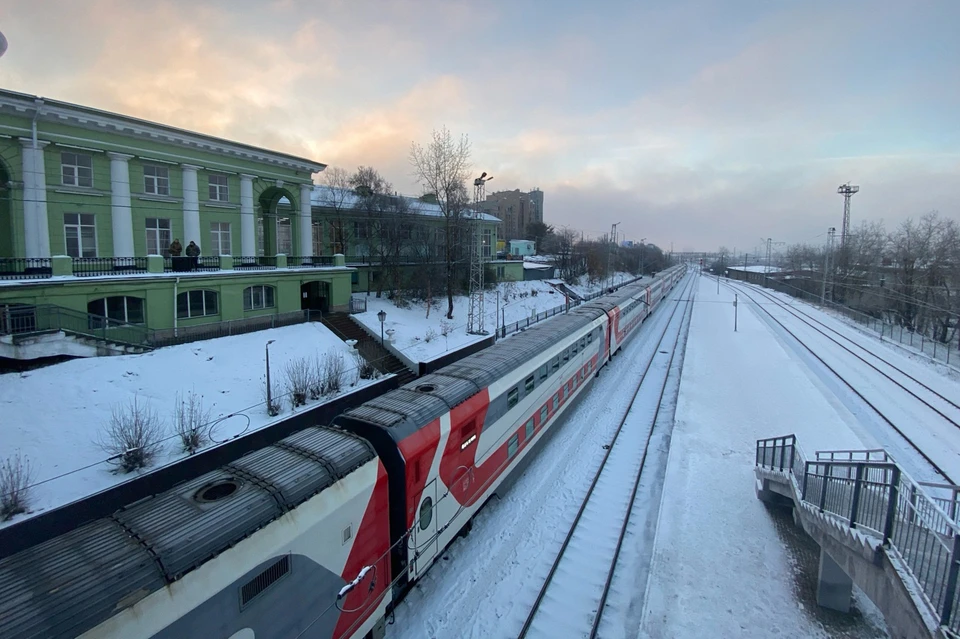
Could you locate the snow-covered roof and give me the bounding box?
[310,185,501,223]
[523,262,553,270]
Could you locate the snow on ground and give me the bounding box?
[352,272,635,364]
[639,274,886,638]
[0,322,377,527]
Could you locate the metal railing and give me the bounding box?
[287,255,336,268]
[163,256,221,273]
[0,258,52,280]
[72,257,147,277]
[348,297,367,314]
[234,256,277,270]
[756,434,960,631]
[150,309,318,347]
[0,304,152,347]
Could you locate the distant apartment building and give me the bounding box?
[478,188,544,242]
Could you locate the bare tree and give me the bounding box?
[319,167,354,255]
[410,126,472,319]
[0,451,35,520]
[283,357,313,408]
[98,396,164,472]
[173,390,212,454]
[350,166,400,298]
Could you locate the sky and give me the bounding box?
[0,0,958,253]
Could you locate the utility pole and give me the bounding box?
[820,227,836,305]
[467,172,492,334]
[607,222,620,291]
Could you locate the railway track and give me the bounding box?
[516,274,695,639]
[725,279,959,484]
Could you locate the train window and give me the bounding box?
[566,381,571,396]
[587,332,593,344]
[525,418,534,439]
[525,375,535,392]
[563,348,569,362]
[508,433,519,457]
[572,341,578,355]
[553,395,560,410]
[508,388,519,408]
[419,497,433,531]
[540,406,548,423]
[551,356,559,372]
[539,364,548,380]
[580,337,586,349]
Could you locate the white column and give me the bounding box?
[107,152,135,256]
[299,183,313,258]
[240,174,256,257]
[19,138,50,258]
[181,164,202,248]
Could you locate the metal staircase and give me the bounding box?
[320,312,416,385]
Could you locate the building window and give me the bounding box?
[496,266,505,279]
[210,222,231,256]
[208,174,229,201]
[145,218,171,257]
[243,285,275,311]
[353,221,369,240]
[61,152,93,188]
[277,217,292,255]
[482,229,492,258]
[64,213,97,257]
[312,220,324,256]
[143,165,169,196]
[87,296,144,325]
[177,290,219,319]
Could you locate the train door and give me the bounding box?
[413,479,439,576]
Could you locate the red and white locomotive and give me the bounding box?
[0,266,685,639]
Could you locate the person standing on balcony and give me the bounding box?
[185,241,200,258]
[169,239,182,256]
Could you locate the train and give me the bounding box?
[0,265,686,639]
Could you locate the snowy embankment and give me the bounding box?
[0,322,377,528]
[352,272,636,364]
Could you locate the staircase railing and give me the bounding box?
[1,304,154,348]
[756,434,960,632]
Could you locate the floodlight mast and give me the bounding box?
[837,183,859,249]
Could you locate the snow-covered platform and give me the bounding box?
[639,274,887,638]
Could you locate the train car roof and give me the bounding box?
[0,426,374,639]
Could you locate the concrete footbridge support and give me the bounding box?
[755,435,960,639]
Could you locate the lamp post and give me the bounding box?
[639,237,647,278]
[265,339,276,414]
[378,309,386,355]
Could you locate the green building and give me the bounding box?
[0,89,506,359]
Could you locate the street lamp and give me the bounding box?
[639,238,647,278]
[265,339,276,415]
[378,310,386,350]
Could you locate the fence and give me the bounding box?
[756,434,960,632]
[234,256,277,270]
[288,255,336,268]
[149,310,319,347]
[497,274,648,338]
[72,257,147,277]
[737,273,959,370]
[348,297,367,314]
[164,256,221,273]
[0,258,52,280]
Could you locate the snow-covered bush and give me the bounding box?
[284,357,312,408]
[98,395,164,473]
[424,328,438,343]
[353,350,379,381]
[322,350,345,395]
[173,390,212,454]
[0,451,35,521]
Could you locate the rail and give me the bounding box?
[0,257,52,280]
[72,257,147,277]
[234,256,277,270]
[756,434,960,632]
